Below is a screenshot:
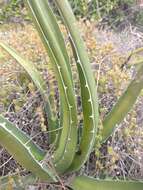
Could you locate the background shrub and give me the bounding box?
[1,0,143,29]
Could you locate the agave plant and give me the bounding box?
[0,0,143,189]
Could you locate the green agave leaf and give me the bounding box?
[102,64,143,142]
[0,42,56,143]
[71,176,143,190]
[0,174,36,190]
[54,0,99,171]
[27,0,73,82]
[130,47,143,56]
[26,0,78,173]
[0,115,57,181]
[25,0,73,146]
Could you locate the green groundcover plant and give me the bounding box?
[0,0,143,189]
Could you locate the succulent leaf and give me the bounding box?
[26,0,78,173]
[54,0,99,172]
[102,64,143,142]
[71,176,143,190]
[0,115,57,181]
[0,42,56,143]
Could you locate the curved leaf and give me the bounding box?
[0,42,56,143]
[54,0,99,172]
[102,64,143,142]
[0,115,57,181]
[26,0,78,173]
[71,176,143,190]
